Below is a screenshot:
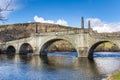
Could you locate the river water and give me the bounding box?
[0,52,120,80]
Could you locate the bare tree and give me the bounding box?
[0,0,13,21]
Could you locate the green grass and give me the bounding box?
[107,71,120,80]
[98,42,113,48]
[104,42,113,48]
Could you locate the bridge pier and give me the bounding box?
[77,47,88,57]
[33,47,40,56]
[15,50,19,55]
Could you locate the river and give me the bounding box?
[0,52,120,80]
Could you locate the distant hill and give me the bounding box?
[0,22,77,42]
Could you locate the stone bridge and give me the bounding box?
[0,18,120,59]
[0,29,120,59]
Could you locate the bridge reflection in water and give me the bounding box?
[0,52,120,80]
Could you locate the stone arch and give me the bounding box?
[39,37,77,56]
[88,41,119,60]
[19,43,33,55]
[6,45,16,54]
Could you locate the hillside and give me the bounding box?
[0,22,77,42]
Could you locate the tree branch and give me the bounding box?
[0,0,13,21]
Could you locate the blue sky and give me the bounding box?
[1,0,120,32]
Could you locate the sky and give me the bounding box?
[0,0,120,32]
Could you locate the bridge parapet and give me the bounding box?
[89,31,120,39]
[38,29,90,36]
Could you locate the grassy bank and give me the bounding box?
[107,71,120,80]
[95,42,119,52]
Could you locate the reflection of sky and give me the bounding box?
[94,52,120,58]
[94,58,120,76]
[0,53,120,80]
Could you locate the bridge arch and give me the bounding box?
[39,37,77,56]
[6,45,16,54]
[19,43,33,55]
[88,41,119,59]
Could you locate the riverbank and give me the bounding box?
[106,71,120,80]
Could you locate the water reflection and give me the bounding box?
[94,52,120,58]
[0,52,120,80]
[95,58,120,75]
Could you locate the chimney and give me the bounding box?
[88,20,91,29]
[81,17,84,29]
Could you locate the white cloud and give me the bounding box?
[56,19,68,26]
[0,0,9,8]
[34,16,68,26]
[34,16,54,24]
[86,18,120,33]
